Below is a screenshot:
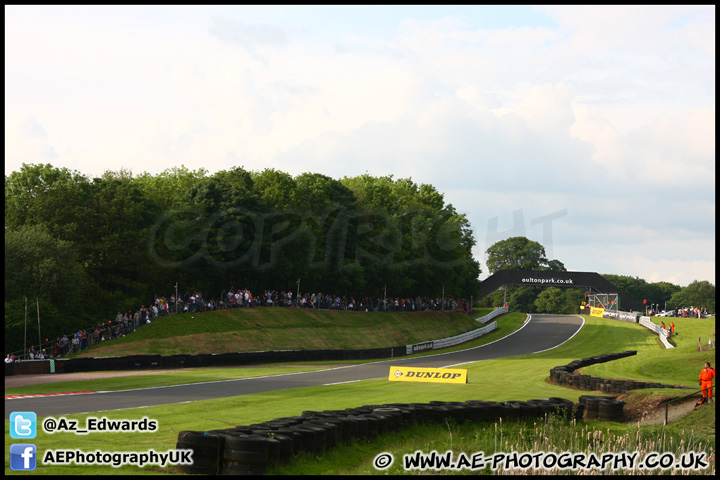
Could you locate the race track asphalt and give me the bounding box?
[5,314,584,418]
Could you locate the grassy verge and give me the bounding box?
[579,315,716,386]
[267,405,716,475]
[71,308,488,357]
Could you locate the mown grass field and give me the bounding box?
[4,310,716,475]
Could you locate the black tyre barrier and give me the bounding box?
[597,399,624,422]
[527,399,557,415]
[176,431,224,475]
[572,403,586,422]
[372,407,405,428]
[584,397,601,420]
[382,404,416,426]
[526,398,576,420]
[222,435,277,475]
[582,396,618,421]
[284,426,317,454]
[306,419,341,449]
[301,410,331,419]
[499,402,524,419]
[351,414,378,441]
[251,431,293,464]
[548,350,692,395]
[271,428,305,455]
[466,401,506,421]
[367,412,394,434]
[293,424,327,453]
[506,401,542,419]
[179,397,594,475]
[408,403,435,424]
[343,416,367,440]
[332,415,359,442]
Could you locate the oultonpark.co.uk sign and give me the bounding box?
[388,366,468,384]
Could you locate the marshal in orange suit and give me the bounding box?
[697,362,715,406]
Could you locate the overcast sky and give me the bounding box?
[5,5,715,287]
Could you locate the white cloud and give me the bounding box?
[4,6,715,286]
[5,115,58,164]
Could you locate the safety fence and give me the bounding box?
[638,316,674,349]
[476,305,508,324]
[659,384,715,424]
[405,321,497,355]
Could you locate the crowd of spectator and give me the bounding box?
[215,287,471,314]
[653,306,710,318]
[675,306,709,318]
[14,286,475,361]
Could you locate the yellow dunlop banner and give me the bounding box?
[388,366,468,384]
[590,307,605,317]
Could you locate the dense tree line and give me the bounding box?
[5,164,482,352]
[477,236,715,315]
[6,164,713,353]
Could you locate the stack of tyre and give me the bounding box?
[176,397,584,475]
[548,350,691,394]
[578,395,625,422]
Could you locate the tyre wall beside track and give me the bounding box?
[58,347,408,373]
[548,350,692,394]
[175,396,584,476]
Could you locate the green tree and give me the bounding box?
[341,174,480,299]
[486,236,549,273]
[534,287,566,313]
[669,281,715,312]
[5,225,95,352]
[564,288,587,314]
[80,172,161,302]
[135,165,208,211]
[251,168,296,210]
[5,163,91,246]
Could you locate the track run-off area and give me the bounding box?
[5,314,584,418]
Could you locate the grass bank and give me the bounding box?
[72,307,494,357]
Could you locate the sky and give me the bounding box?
[5,5,716,288]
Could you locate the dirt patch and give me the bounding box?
[618,391,708,425]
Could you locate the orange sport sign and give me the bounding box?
[388,366,468,384]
